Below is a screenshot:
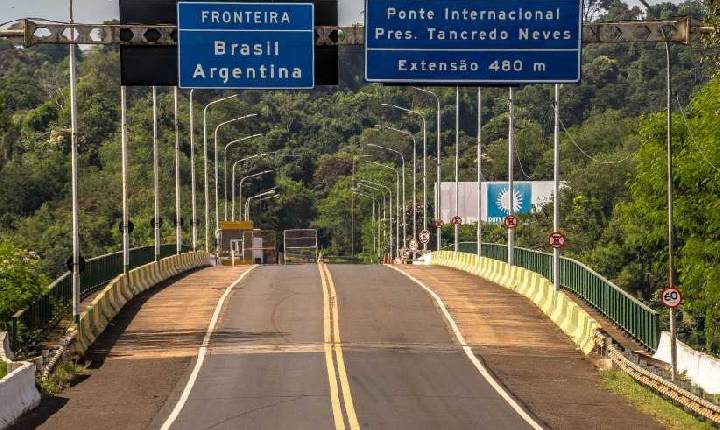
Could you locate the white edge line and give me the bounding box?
[160,265,258,430]
[386,265,544,430]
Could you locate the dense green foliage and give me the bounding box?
[0,1,718,354]
[0,240,48,323]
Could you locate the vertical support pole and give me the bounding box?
[174,87,182,254]
[665,42,678,381]
[507,87,515,266]
[203,113,210,252]
[189,90,197,252]
[454,87,459,252]
[421,116,427,251]
[553,84,561,292]
[476,87,482,257]
[372,199,376,262]
[153,87,160,260]
[351,157,355,256]
[435,95,442,252]
[69,0,81,322]
[121,86,130,274]
[412,138,417,249]
[396,175,400,259]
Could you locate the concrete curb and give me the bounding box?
[431,251,600,355]
[73,252,211,356]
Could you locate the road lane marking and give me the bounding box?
[319,263,347,430]
[322,263,361,430]
[159,266,257,430]
[388,265,544,430]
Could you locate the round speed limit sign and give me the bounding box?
[660,287,682,308]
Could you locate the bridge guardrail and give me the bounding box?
[454,242,659,351]
[7,244,188,352]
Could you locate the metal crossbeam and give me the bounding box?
[0,18,713,47]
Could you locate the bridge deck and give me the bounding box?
[397,264,663,430]
[12,264,663,429]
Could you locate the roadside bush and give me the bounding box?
[0,240,48,324]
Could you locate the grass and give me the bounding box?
[37,359,86,396]
[600,370,714,430]
[0,361,6,379]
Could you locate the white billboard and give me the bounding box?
[437,181,558,224]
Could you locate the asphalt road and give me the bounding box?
[158,264,535,430]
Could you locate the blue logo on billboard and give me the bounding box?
[487,183,532,221]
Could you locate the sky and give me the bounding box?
[0,0,676,28]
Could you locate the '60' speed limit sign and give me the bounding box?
[660,287,682,308]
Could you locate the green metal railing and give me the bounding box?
[452,242,659,351]
[7,244,189,352]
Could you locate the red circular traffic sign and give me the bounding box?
[502,215,518,229]
[451,216,463,226]
[661,287,682,308]
[419,229,431,244]
[434,219,444,228]
[408,239,419,252]
[547,231,566,249]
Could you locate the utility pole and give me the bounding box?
[69,0,81,322]
[351,156,355,256]
[507,88,515,266]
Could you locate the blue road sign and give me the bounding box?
[177,2,314,89]
[364,0,582,84]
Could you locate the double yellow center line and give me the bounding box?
[318,262,361,430]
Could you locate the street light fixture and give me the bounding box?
[363,159,401,259]
[382,103,428,249]
[376,124,417,252]
[413,87,442,251]
[223,133,263,220]
[367,141,407,252]
[202,94,241,250]
[237,169,275,221]
[214,113,258,239]
[245,188,277,220]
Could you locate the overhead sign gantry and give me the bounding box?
[364,0,582,84]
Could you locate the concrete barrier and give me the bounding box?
[431,251,599,355]
[0,361,41,429]
[72,252,211,356]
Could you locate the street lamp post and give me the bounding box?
[358,180,392,258]
[223,133,263,220]
[368,142,406,254]
[237,169,274,221]
[244,188,277,220]
[379,124,418,255]
[508,88,515,266]
[352,190,379,262]
[247,193,280,219]
[383,103,428,251]
[413,87,442,251]
[69,0,81,322]
[364,160,400,259]
[174,87,182,254]
[477,88,482,257]
[214,113,258,241]
[152,87,161,260]
[202,94,240,251]
[454,87,460,253]
[188,90,197,251]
